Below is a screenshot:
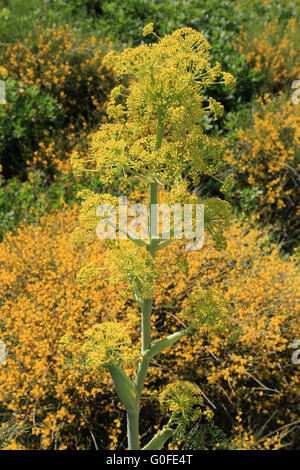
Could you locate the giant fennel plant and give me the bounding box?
[67,25,235,450]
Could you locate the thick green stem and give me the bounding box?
[127,410,140,450]
[135,331,188,399]
[142,427,175,450]
[141,298,152,354]
[148,181,158,255]
[134,350,151,397]
[154,115,164,151]
[120,116,165,450]
[140,120,162,359]
[109,363,141,450]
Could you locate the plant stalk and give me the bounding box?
[127,410,140,450]
[125,117,165,450]
[141,298,153,354]
[142,427,175,450]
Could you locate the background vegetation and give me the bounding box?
[0,0,299,450]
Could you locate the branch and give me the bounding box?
[149,329,189,358]
[142,427,175,450]
[134,330,189,397]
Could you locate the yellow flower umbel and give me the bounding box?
[76,26,235,188]
[155,380,214,448]
[181,288,231,337]
[105,242,155,301]
[143,23,155,37]
[60,321,139,371]
[159,381,206,425]
[70,190,119,248]
[81,322,139,370]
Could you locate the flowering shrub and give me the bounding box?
[1,25,115,180]
[0,207,116,449]
[226,93,300,247]
[3,25,115,128]
[0,208,298,449]
[237,17,300,91]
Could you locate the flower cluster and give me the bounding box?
[70,190,119,248]
[105,242,155,300]
[238,17,299,89]
[180,288,231,337]
[74,26,235,188]
[77,322,139,370]
[159,381,212,426]
[4,25,115,125]
[226,92,300,243]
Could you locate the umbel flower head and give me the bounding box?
[143,23,155,37]
[166,180,232,250]
[69,190,119,248]
[0,66,8,80]
[76,262,97,287]
[202,197,232,251]
[61,322,140,371]
[72,26,235,188]
[159,380,213,426]
[81,322,140,369]
[105,241,155,300]
[181,287,231,337]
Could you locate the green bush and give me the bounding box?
[0,79,63,178]
[225,93,300,250]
